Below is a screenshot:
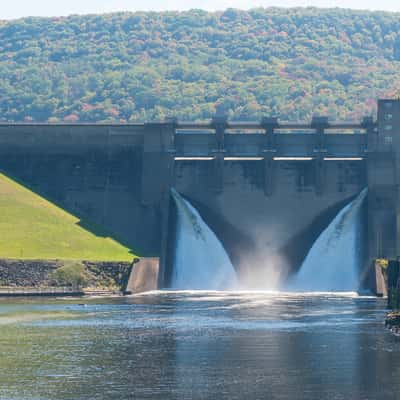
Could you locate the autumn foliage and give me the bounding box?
[0,8,399,122]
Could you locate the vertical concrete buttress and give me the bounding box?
[367,101,400,292]
[211,116,227,193]
[262,117,278,197]
[312,116,329,196]
[141,122,176,288]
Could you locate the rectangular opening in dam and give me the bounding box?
[324,157,364,161]
[273,157,314,161]
[225,129,265,134]
[274,128,315,134]
[324,128,367,134]
[224,157,264,161]
[174,157,215,161]
[176,129,215,135]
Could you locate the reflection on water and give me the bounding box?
[0,292,399,400]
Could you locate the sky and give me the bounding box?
[1,0,400,20]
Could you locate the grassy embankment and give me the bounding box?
[0,173,134,261]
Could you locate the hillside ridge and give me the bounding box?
[0,8,399,122]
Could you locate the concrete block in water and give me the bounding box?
[375,261,388,297]
[126,258,160,294]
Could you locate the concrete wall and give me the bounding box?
[366,100,400,289]
[0,124,162,257]
[0,100,397,291]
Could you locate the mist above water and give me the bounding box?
[171,189,238,290]
[288,189,367,292]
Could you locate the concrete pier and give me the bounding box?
[126,258,160,294]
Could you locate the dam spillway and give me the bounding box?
[0,99,398,293]
[289,189,367,292]
[170,188,367,291]
[170,189,238,290]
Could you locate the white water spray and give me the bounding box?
[289,188,367,292]
[171,189,239,290]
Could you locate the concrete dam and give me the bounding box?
[0,99,399,292]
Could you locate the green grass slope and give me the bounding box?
[0,173,135,261]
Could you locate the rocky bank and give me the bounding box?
[0,259,132,291]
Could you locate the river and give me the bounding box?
[0,291,398,400]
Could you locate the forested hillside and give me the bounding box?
[1,8,400,122]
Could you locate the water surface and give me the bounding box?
[0,291,398,400]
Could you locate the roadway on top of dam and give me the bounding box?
[0,118,375,160]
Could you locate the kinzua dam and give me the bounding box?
[1,99,399,294]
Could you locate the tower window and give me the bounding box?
[384,136,393,145]
[385,114,393,121]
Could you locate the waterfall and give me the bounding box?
[289,188,367,292]
[170,189,239,290]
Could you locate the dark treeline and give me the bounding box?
[1,8,400,122]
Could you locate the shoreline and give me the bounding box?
[0,258,133,295]
[0,291,85,298]
[0,287,127,298]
